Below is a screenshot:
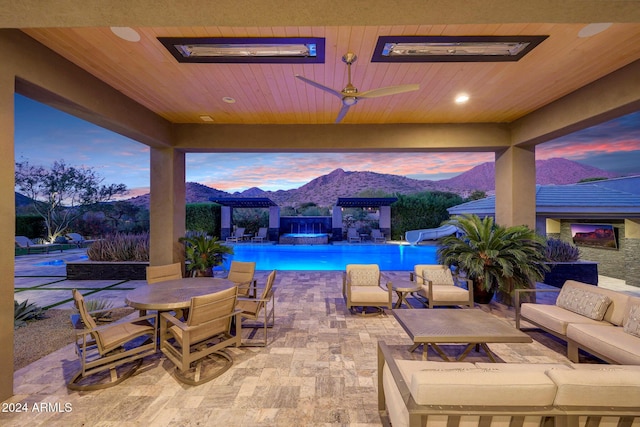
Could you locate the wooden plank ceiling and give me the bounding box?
[22,23,640,125]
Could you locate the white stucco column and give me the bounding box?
[495,145,536,229]
[149,147,185,266]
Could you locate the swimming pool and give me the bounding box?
[224,244,439,271]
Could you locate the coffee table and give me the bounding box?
[393,309,532,362]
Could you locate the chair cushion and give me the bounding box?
[556,285,612,320]
[349,269,379,286]
[350,286,389,303]
[623,303,640,338]
[419,284,469,301]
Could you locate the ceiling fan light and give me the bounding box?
[455,94,470,104]
[343,97,358,106]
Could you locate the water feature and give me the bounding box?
[225,243,438,271]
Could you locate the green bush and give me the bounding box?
[15,215,45,239]
[14,299,45,328]
[391,191,464,240]
[186,203,221,236]
[86,232,149,261]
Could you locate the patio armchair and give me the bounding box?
[160,286,241,385]
[370,229,386,243]
[68,289,157,391]
[226,227,246,243]
[343,264,393,316]
[347,227,362,243]
[226,260,257,298]
[15,235,62,254]
[251,227,268,243]
[411,264,474,309]
[236,270,276,346]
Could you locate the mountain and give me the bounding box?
[118,157,619,208]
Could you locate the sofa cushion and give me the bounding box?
[558,280,630,325]
[623,303,640,338]
[556,285,612,320]
[547,367,640,407]
[474,362,572,372]
[521,303,607,335]
[410,369,557,406]
[566,323,640,365]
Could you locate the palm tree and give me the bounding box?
[437,214,549,304]
[179,234,234,277]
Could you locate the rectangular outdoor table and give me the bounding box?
[392,308,532,362]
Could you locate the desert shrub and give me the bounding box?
[86,232,149,261]
[545,238,581,262]
[14,299,45,328]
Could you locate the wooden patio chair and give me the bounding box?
[411,264,474,309]
[68,289,156,391]
[236,270,276,346]
[160,286,241,385]
[226,260,257,298]
[343,264,393,316]
[144,262,185,317]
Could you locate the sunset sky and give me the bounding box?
[14,94,640,198]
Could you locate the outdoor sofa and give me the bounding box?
[516,279,640,364]
[378,341,640,427]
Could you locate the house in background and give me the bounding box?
[447,176,640,287]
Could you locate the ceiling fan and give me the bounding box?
[295,52,420,123]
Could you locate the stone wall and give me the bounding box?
[558,220,639,288]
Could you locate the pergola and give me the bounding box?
[2,1,640,399]
[333,197,398,239]
[211,197,279,241]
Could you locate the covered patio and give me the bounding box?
[2,1,640,403]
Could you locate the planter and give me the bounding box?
[472,283,495,304]
[66,261,149,280]
[543,261,599,288]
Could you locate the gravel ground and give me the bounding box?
[14,308,135,371]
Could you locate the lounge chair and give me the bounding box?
[226,227,246,243]
[226,260,257,298]
[66,233,97,248]
[370,229,386,243]
[15,235,62,254]
[237,270,276,346]
[160,286,241,385]
[410,264,474,309]
[251,227,268,243]
[347,227,362,243]
[343,264,393,316]
[68,289,157,390]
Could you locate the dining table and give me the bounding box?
[125,277,237,312]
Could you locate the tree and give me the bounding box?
[15,160,127,242]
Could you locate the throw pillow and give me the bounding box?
[556,286,612,321]
[422,268,453,286]
[623,304,640,337]
[349,268,379,286]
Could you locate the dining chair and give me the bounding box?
[227,260,257,298]
[160,286,241,385]
[236,270,276,346]
[411,264,474,309]
[146,262,183,284]
[343,264,393,316]
[68,289,157,391]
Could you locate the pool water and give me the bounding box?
[224,244,438,271]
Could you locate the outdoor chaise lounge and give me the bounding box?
[65,232,97,248]
[226,227,246,243]
[251,227,268,243]
[160,286,241,385]
[68,289,157,390]
[370,229,386,243]
[347,227,362,243]
[15,235,62,254]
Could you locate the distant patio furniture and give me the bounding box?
[251,227,268,243]
[237,270,276,346]
[160,286,241,385]
[65,233,97,248]
[410,264,474,309]
[226,260,257,298]
[226,227,246,243]
[347,227,362,243]
[343,264,393,316]
[15,235,62,254]
[68,289,157,391]
[370,229,386,243]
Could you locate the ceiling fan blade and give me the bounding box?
[356,84,420,99]
[335,104,352,123]
[295,75,343,98]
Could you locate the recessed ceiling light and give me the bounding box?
[578,23,613,38]
[110,27,141,42]
[222,97,236,104]
[455,94,469,104]
[199,115,214,122]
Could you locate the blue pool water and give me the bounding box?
[35,255,88,266]
[224,244,438,271]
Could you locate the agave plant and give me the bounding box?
[14,299,45,328]
[179,234,234,277]
[438,214,549,303]
[84,298,114,321]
